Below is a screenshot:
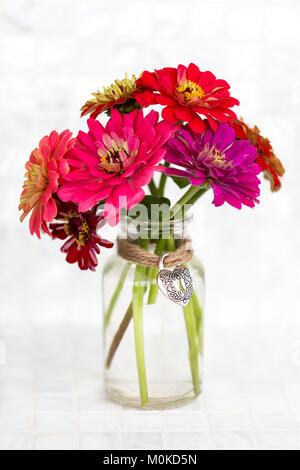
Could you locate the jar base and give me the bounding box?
[106,381,202,410]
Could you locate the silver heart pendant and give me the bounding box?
[156,255,194,306]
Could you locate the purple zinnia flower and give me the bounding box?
[164,123,261,209]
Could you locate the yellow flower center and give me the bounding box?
[211,149,232,169]
[176,80,205,102]
[98,147,125,175]
[64,211,90,246]
[212,150,226,166]
[75,220,90,246]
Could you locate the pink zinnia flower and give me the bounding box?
[135,63,239,133]
[58,109,177,225]
[49,199,113,271]
[165,123,261,209]
[19,130,75,238]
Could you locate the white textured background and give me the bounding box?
[0,0,299,450]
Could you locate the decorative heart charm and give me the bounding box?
[157,264,194,306]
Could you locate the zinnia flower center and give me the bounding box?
[98,148,125,175]
[64,211,90,246]
[176,80,205,103]
[210,149,232,169]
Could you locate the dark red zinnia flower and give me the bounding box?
[233,118,285,191]
[49,199,113,271]
[135,63,239,133]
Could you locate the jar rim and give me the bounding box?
[119,212,193,240]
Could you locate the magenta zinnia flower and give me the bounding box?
[49,199,113,271]
[58,109,177,225]
[165,123,261,209]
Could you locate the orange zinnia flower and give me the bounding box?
[233,119,285,191]
[19,130,75,238]
[80,74,142,119]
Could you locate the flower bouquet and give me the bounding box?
[20,63,284,409]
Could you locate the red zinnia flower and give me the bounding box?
[135,63,239,133]
[19,130,75,238]
[233,118,285,191]
[49,199,113,271]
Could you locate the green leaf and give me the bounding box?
[170,175,191,189]
[141,195,171,207]
[127,195,171,221]
[105,98,141,117]
[141,195,171,220]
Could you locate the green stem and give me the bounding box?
[148,180,158,196]
[191,292,204,355]
[104,262,131,329]
[147,237,168,305]
[147,267,159,305]
[169,185,209,221]
[105,269,150,368]
[185,187,208,208]
[132,239,149,405]
[157,162,170,196]
[183,300,200,395]
[105,302,133,368]
[145,266,154,303]
[169,186,201,219]
[166,235,176,251]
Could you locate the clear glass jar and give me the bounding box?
[102,214,205,409]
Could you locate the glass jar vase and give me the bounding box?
[102,214,205,409]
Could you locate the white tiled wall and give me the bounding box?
[0,0,299,450]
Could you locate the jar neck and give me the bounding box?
[118,214,193,243]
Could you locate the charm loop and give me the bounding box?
[159,253,170,271]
